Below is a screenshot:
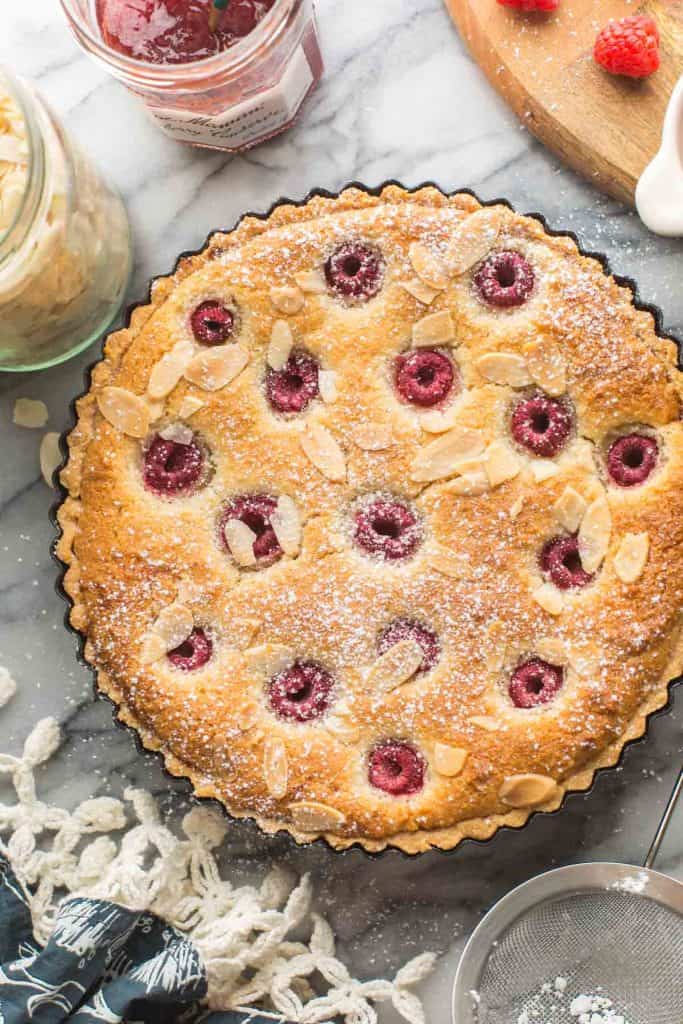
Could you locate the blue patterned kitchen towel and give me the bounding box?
[0,855,285,1024]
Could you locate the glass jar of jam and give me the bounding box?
[60,0,323,152]
[0,67,131,371]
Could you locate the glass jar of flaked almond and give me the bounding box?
[0,66,131,371]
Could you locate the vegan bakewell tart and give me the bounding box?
[56,184,683,853]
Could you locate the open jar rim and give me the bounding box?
[58,0,301,88]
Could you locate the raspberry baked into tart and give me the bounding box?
[56,185,683,854]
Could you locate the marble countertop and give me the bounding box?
[1,2,681,1020]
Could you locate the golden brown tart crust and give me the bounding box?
[57,184,683,853]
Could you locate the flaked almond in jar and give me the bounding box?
[0,68,131,371]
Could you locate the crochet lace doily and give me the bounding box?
[0,672,435,1023]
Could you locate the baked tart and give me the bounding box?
[56,184,683,853]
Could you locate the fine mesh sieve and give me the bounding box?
[452,768,683,1024]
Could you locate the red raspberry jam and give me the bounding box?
[266,350,320,415]
[96,0,276,64]
[509,657,563,708]
[511,394,572,458]
[324,242,385,302]
[394,349,456,408]
[269,661,334,722]
[368,741,425,796]
[378,619,440,673]
[474,251,535,308]
[220,494,282,566]
[168,627,213,670]
[190,300,234,345]
[353,498,422,561]
[143,433,205,496]
[540,534,594,590]
[607,433,658,487]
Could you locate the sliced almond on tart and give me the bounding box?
[614,532,649,583]
[97,387,150,438]
[412,310,454,347]
[410,426,485,482]
[184,344,249,391]
[400,278,440,306]
[408,242,449,290]
[270,285,305,314]
[267,320,294,370]
[367,638,424,693]
[445,207,503,275]
[288,801,345,832]
[270,495,302,557]
[318,370,338,404]
[263,737,289,799]
[148,339,195,400]
[532,583,564,616]
[524,338,566,397]
[223,519,258,567]
[426,547,471,578]
[244,643,293,677]
[176,395,205,419]
[476,352,532,388]
[578,495,611,573]
[419,405,461,434]
[352,423,395,451]
[530,459,560,483]
[301,423,346,482]
[499,773,559,808]
[433,744,468,777]
[446,469,490,495]
[294,269,326,294]
[553,486,587,533]
[484,440,522,488]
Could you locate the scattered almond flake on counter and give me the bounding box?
[97,387,150,438]
[352,423,394,451]
[400,278,440,305]
[0,666,17,708]
[270,284,304,314]
[500,773,559,807]
[367,638,424,693]
[433,743,468,777]
[147,339,194,399]
[224,519,258,567]
[484,440,522,487]
[579,495,611,573]
[524,337,567,396]
[263,737,288,799]
[530,459,560,482]
[318,369,338,404]
[177,395,205,418]
[410,426,485,482]
[554,485,587,533]
[294,268,326,293]
[408,241,448,290]
[476,352,532,387]
[244,643,293,677]
[445,206,502,275]
[412,309,454,346]
[614,532,649,583]
[300,422,346,481]
[13,397,48,428]
[184,343,249,391]
[532,583,564,616]
[267,320,294,370]
[39,432,61,486]
[270,495,301,557]
[288,801,345,832]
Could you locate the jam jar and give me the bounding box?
[0,67,131,371]
[60,0,323,152]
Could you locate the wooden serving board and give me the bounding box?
[445,0,683,205]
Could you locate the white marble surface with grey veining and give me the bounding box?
[0,2,682,1020]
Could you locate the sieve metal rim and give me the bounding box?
[451,862,683,1024]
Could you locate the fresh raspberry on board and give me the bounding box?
[497,0,559,11]
[594,16,660,78]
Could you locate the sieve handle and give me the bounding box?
[643,764,683,869]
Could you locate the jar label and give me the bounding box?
[146,45,314,150]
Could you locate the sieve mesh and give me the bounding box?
[474,889,683,1024]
